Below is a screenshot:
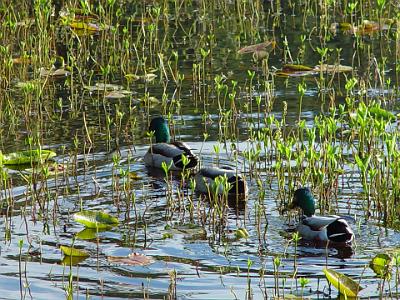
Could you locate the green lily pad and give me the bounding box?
[60,245,89,257]
[323,268,362,297]
[73,211,119,229]
[1,149,56,165]
[369,253,393,279]
[75,228,105,240]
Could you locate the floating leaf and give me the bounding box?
[283,64,314,72]
[275,64,317,77]
[235,228,250,239]
[369,253,393,279]
[26,162,66,177]
[1,149,56,165]
[60,245,89,257]
[60,255,88,266]
[323,268,362,297]
[39,67,70,77]
[128,171,141,180]
[314,64,353,73]
[69,21,99,32]
[238,40,276,54]
[107,253,154,266]
[73,211,119,229]
[124,73,140,81]
[104,90,132,99]
[75,228,104,240]
[140,73,157,83]
[84,83,123,92]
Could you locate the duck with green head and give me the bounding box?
[287,187,354,244]
[144,116,198,171]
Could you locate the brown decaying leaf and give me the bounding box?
[107,253,154,266]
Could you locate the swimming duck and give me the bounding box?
[144,116,198,171]
[287,187,354,244]
[194,166,248,197]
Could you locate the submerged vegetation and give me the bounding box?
[0,0,400,298]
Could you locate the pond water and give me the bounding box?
[1,1,400,299]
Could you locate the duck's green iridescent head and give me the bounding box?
[149,116,171,143]
[289,187,316,217]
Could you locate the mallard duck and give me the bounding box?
[144,116,198,171]
[287,187,354,244]
[194,166,248,197]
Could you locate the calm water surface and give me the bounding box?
[1,1,400,299]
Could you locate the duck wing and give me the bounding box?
[302,216,354,243]
[149,143,184,158]
[197,167,235,179]
[302,216,339,230]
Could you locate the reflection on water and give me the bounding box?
[1,1,400,299]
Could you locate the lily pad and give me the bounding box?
[140,73,157,83]
[75,228,105,240]
[73,211,119,229]
[39,67,70,77]
[104,90,133,100]
[235,228,250,239]
[1,149,56,165]
[26,162,67,176]
[323,268,362,297]
[107,253,154,266]
[369,253,393,278]
[238,40,276,54]
[275,64,317,77]
[60,255,88,266]
[60,245,89,257]
[84,83,123,92]
[125,73,140,81]
[314,64,353,73]
[69,21,99,32]
[283,64,314,72]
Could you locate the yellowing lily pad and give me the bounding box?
[1,149,56,165]
[60,255,88,266]
[60,245,89,257]
[314,64,353,73]
[73,211,119,229]
[107,253,154,266]
[283,64,314,72]
[125,74,140,81]
[369,253,393,279]
[75,228,105,240]
[323,268,362,297]
[69,21,99,32]
[235,228,250,239]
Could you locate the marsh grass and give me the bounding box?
[0,0,399,298]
